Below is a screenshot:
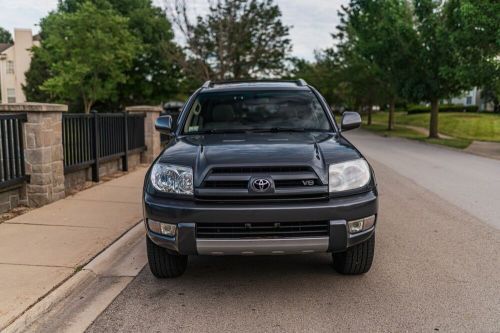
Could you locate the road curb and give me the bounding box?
[4,222,146,333]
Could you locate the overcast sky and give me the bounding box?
[0,0,346,60]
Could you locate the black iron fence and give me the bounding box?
[63,112,146,181]
[0,114,28,190]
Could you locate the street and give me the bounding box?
[80,131,500,332]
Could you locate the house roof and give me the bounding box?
[0,43,12,53]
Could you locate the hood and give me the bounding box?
[157,132,362,186]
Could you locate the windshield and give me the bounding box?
[182,90,332,134]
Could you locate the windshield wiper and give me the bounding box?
[250,127,308,133]
[187,128,251,134]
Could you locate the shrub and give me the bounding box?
[407,104,478,114]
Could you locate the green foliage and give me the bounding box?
[23,48,56,103]
[328,0,418,129]
[290,54,345,107]
[407,104,479,114]
[407,0,467,103]
[39,2,139,113]
[175,0,292,80]
[480,81,500,113]
[0,26,13,44]
[25,0,181,110]
[58,0,183,106]
[444,0,500,89]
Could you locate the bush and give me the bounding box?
[407,104,478,114]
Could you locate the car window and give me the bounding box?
[182,90,332,133]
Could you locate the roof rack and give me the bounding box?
[201,79,308,89]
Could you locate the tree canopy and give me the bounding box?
[295,0,499,136]
[169,0,292,81]
[0,27,13,44]
[57,0,183,106]
[25,0,182,112]
[38,2,139,113]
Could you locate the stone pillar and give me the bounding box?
[126,105,163,164]
[0,103,67,207]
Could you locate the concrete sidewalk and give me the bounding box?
[0,166,147,330]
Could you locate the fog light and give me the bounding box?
[347,215,376,234]
[348,219,364,233]
[160,223,177,236]
[147,219,177,237]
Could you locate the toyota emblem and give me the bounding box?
[250,178,273,193]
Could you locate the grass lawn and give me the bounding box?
[363,123,472,149]
[367,112,500,142]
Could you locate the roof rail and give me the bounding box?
[296,78,307,86]
[203,79,308,88]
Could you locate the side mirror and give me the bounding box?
[341,111,362,131]
[155,115,173,135]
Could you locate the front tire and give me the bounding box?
[332,234,375,275]
[147,236,188,278]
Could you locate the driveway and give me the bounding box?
[81,131,499,332]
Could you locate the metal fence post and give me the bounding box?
[122,111,129,172]
[91,111,100,182]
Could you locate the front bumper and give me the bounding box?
[144,190,378,255]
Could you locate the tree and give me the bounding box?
[57,0,183,106]
[290,53,343,107]
[38,2,139,113]
[445,0,500,90]
[23,48,56,103]
[0,27,13,44]
[481,80,500,113]
[169,0,292,80]
[406,0,472,138]
[407,0,499,138]
[446,0,500,115]
[334,0,417,130]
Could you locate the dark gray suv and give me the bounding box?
[143,80,378,278]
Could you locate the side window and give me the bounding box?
[6,61,14,74]
[7,88,16,103]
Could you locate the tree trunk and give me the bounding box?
[83,98,93,114]
[429,98,439,138]
[367,104,372,126]
[388,100,395,131]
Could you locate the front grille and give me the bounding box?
[196,221,330,239]
[197,165,328,201]
[203,180,248,188]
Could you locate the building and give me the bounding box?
[448,87,494,112]
[0,29,40,104]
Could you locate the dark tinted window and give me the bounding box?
[183,90,332,133]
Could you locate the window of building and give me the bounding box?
[7,88,16,103]
[466,96,472,105]
[6,61,14,74]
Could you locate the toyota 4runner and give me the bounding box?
[144,80,378,278]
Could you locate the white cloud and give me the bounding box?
[276,0,348,60]
[0,0,58,33]
[0,0,346,60]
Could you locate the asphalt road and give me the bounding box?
[87,131,500,332]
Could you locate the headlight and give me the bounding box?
[329,158,371,192]
[150,163,193,195]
